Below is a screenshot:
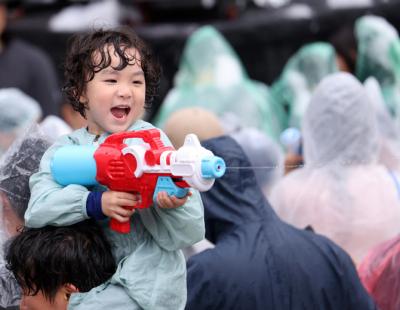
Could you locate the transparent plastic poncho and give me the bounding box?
[270,42,338,129]
[270,73,400,265]
[0,125,51,308]
[153,26,285,141]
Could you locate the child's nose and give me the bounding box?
[117,85,132,99]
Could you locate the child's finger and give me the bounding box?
[115,207,135,217]
[111,213,130,223]
[116,192,141,201]
[170,195,188,206]
[157,192,173,209]
[117,197,140,207]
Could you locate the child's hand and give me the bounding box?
[102,191,140,222]
[156,191,192,209]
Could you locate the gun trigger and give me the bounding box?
[153,176,189,205]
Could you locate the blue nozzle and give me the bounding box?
[201,156,226,179]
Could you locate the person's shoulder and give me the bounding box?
[289,224,355,268]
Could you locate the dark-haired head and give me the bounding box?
[63,26,161,117]
[6,220,116,303]
[329,23,357,73]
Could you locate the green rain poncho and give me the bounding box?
[25,119,205,310]
[153,26,284,141]
[270,42,338,129]
[355,15,400,118]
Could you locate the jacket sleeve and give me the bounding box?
[138,129,205,251]
[25,135,90,228]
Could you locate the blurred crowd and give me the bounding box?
[1,0,400,309]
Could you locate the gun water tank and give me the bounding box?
[51,145,98,186]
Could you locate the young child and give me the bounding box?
[25,27,205,309]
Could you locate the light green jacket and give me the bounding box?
[25,119,205,309]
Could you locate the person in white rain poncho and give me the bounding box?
[270,72,400,265]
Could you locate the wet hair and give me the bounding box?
[63,26,161,117]
[5,220,116,302]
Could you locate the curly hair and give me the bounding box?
[63,26,161,118]
[6,220,116,302]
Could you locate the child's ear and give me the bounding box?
[65,283,79,293]
[62,283,79,302]
[79,94,88,104]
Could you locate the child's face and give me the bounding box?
[20,283,78,310]
[20,290,68,310]
[0,192,23,237]
[81,46,146,135]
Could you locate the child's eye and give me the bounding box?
[133,80,144,85]
[104,79,117,83]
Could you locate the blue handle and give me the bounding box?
[153,176,189,205]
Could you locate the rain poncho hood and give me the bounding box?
[270,72,400,264]
[303,72,379,166]
[186,135,375,310]
[358,234,400,310]
[0,126,51,221]
[153,26,285,141]
[271,42,338,129]
[355,15,400,118]
[0,125,51,308]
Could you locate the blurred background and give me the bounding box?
[6,0,400,120]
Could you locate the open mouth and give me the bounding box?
[111,106,131,119]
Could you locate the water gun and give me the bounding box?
[50,128,226,234]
